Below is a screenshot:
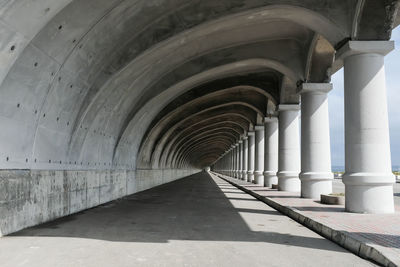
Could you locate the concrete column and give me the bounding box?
[254,125,265,185]
[227,152,230,175]
[247,132,255,183]
[277,104,301,192]
[231,146,235,177]
[337,41,395,213]
[242,137,248,181]
[236,143,240,179]
[222,154,225,174]
[299,83,333,199]
[238,140,243,179]
[232,145,237,178]
[227,150,230,175]
[264,117,279,187]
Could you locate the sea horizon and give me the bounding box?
[332,165,400,172]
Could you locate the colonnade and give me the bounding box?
[212,41,395,214]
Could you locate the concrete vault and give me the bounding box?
[0,0,399,235]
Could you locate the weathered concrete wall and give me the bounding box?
[0,168,198,236]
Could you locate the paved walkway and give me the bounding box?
[217,173,400,266]
[0,172,372,267]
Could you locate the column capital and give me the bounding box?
[254,125,264,131]
[298,83,332,95]
[238,140,243,144]
[278,104,300,111]
[242,136,248,140]
[247,131,255,137]
[264,116,278,123]
[337,41,394,60]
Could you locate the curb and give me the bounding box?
[213,173,397,267]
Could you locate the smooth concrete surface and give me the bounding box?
[277,105,301,192]
[340,41,395,213]
[0,172,374,267]
[242,137,248,181]
[263,117,278,187]
[333,178,400,206]
[253,125,264,185]
[299,83,333,199]
[0,2,398,223]
[219,174,397,267]
[1,1,382,170]
[247,132,255,183]
[234,144,239,179]
[0,169,198,236]
[238,141,243,180]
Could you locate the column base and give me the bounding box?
[278,171,300,192]
[300,172,333,199]
[264,171,278,187]
[343,172,395,213]
[254,171,264,185]
[247,171,254,183]
[242,171,248,181]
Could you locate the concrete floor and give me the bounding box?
[333,179,400,206]
[0,172,374,267]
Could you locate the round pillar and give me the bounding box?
[242,137,248,181]
[338,41,395,213]
[277,105,301,192]
[254,126,265,185]
[235,143,240,179]
[299,83,333,199]
[247,132,255,183]
[232,144,237,178]
[238,141,243,179]
[264,117,279,187]
[231,146,235,177]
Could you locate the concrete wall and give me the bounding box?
[0,168,199,236]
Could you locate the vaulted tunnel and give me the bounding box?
[0,0,399,235]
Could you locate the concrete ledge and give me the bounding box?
[0,169,199,236]
[214,173,397,267]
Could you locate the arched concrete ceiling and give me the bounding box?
[137,84,272,169]
[0,0,398,170]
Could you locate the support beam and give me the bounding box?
[299,83,333,199]
[337,41,395,213]
[277,104,301,192]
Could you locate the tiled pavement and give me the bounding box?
[214,172,400,267]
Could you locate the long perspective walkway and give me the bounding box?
[0,172,373,267]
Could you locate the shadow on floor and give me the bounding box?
[249,188,277,192]
[262,195,303,199]
[295,206,345,212]
[10,172,345,252]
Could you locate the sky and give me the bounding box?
[329,27,400,167]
